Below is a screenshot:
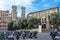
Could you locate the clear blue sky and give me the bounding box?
[0,0,60,17]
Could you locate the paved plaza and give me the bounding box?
[0,30,52,40]
[4,33,52,40]
[18,33,52,40]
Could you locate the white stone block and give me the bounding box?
[39,25,42,32]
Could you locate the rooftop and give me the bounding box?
[28,6,58,15]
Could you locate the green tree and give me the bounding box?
[16,20,22,29]
[8,21,14,31]
[8,17,41,30]
[50,12,59,24]
[27,17,41,29]
[57,17,60,25]
[13,21,21,30]
[21,19,28,29]
[16,19,28,29]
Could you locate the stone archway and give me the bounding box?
[41,16,46,29]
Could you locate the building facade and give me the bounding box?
[21,7,25,19]
[0,5,17,30]
[0,6,26,30]
[11,6,17,21]
[0,10,11,30]
[28,7,59,30]
[0,6,59,30]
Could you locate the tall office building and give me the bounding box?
[21,7,25,19]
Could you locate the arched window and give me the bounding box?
[42,17,46,23]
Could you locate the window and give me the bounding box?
[49,10,54,13]
[5,14,8,16]
[0,18,1,19]
[0,14,1,17]
[44,13,46,15]
[37,13,40,19]
[42,18,46,23]
[55,9,57,12]
[29,14,31,17]
[42,24,46,28]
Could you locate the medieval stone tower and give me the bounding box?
[21,7,25,19]
[11,5,17,21]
